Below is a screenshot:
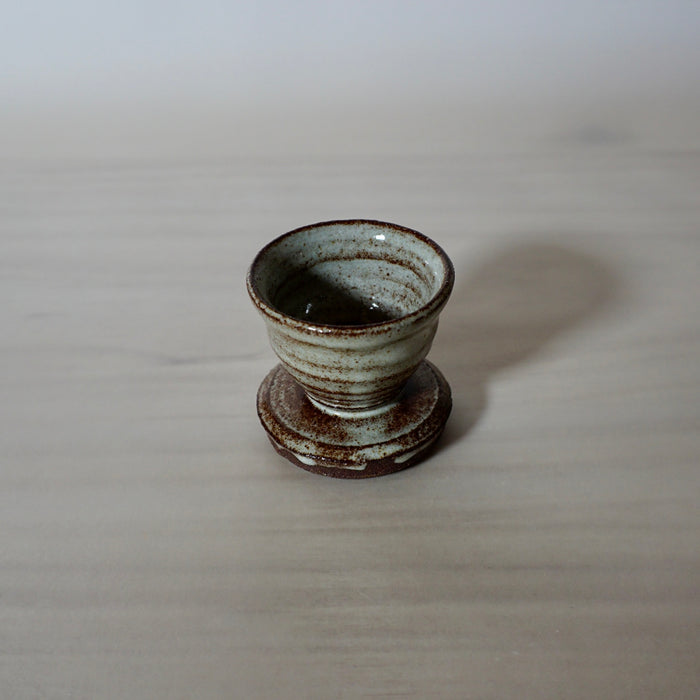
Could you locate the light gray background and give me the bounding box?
[3,1,699,157]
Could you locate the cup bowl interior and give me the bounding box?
[248,220,453,328]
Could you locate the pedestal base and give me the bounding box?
[256,360,451,478]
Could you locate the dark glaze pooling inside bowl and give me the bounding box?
[272,269,399,326]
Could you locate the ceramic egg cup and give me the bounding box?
[247,220,454,478]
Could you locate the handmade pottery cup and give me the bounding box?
[247,219,454,477]
[247,220,454,414]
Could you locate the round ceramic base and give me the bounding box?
[256,360,451,478]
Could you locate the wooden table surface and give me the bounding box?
[2,149,698,698]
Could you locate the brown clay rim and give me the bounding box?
[246,219,455,336]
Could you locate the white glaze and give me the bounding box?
[393,434,440,463]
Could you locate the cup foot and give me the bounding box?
[256,360,452,478]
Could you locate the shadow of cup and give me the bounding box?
[432,240,618,450]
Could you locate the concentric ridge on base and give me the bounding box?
[256,360,452,478]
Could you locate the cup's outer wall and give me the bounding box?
[247,220,454,412]
[266,317,439,410]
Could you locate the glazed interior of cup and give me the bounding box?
[249,220,452,327]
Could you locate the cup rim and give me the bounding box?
[246,219,454,336]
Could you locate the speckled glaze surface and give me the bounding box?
[246,219,454,477]
[258,361,451,478]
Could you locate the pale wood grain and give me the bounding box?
[1,151,698,699]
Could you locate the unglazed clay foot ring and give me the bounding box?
[257,360,451,478]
